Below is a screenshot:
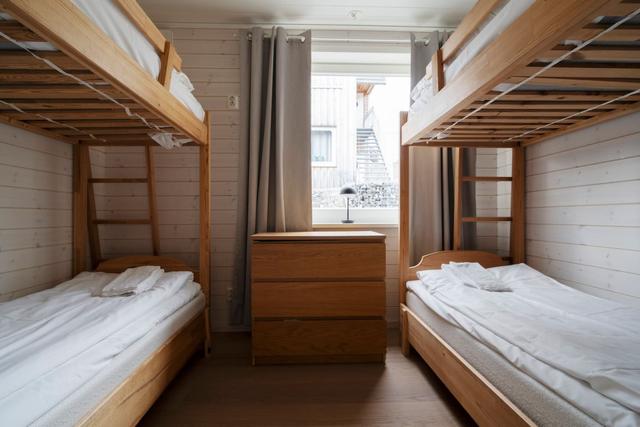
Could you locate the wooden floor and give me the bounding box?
[140,331,474,426]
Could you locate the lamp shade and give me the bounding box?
[340,185,356,197]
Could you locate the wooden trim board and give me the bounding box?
[251,231,385,242]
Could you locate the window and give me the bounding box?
[311,75,410,224]
[311,127,335,166]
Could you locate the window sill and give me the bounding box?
[313,223,398,229]
[313,207,398,225]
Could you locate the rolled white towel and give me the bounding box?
[441,262,512,292]
[101,266,164,297]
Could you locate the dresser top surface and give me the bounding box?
[251,231,385,242]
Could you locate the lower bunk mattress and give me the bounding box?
[406,264,640,426]
[0,271,205,426]
[407,290,599,426]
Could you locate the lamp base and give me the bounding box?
[341,219,355,224]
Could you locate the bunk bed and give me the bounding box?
[399,1,640,425]
[0,0,211,425]
[403,0,640,149]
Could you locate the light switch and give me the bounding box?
[227,95,239,110]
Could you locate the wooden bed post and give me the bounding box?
[73,144,89,275]
[452,147,463,250]
[510,146,525,263]
[431,48,444,95]
[399,111,411,356]
[200,112,212,353]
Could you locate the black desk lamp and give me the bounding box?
[340,185,356,223]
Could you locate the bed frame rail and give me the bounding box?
[402,306,535,426]
[403,0,640,148]
[0,0,207,145]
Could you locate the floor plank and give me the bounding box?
[140,330,474,426]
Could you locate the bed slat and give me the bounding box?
[402,0,640,148]
[0,0,208,145]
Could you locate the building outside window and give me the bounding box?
[311,74,409,224]
[311,127,336,166]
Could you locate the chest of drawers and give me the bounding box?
[251,231,387,364]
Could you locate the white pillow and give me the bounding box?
[441,262,512,292]
[101,266,163,297]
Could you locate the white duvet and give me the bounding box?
[0,271,201,426]
[410,264,640,426]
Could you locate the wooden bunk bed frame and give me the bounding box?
[0,1,212,425]
[402,0,640,149]
[398,2,640,424]
[399,109,531,425]
[0,0,208,146]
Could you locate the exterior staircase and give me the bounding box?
[356,128,390,183]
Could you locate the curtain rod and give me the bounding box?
[246,34,437,44]
[247,32,306,42]
[245,30,446,44]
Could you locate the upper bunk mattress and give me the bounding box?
[410,0,535,118]
[407,263,640,426]
[0,270,203,426]
[0,0,205,121]
[409,0,535,117]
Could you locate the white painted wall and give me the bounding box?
[494,113,640,305]
[0,124,74,301]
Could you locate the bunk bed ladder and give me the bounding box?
[453,146,525,263]
[85,144,161,268]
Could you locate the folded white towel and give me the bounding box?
[441,262,512,292]
[100,266,164,297]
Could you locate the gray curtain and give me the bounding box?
[232,27,312,326]
[409,33,476,265]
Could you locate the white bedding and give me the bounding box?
[35,293,204,427]
[406,289,600,426]
[409,264,640,426]
[409,0,535,120]
[0,270,202,426]
[0,0,205,121]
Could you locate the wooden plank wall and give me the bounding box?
[475,148,499,253]
[496,113,640,305]
[0,123,73,300]
[98,26,240,331]
[0,123,103,301]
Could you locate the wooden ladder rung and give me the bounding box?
[462,176,512,182]
[93,219,151,225]
[462,216,512,222]
[89,178,148,183]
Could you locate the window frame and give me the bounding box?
[310,68,409,226]
[311,126,337,167]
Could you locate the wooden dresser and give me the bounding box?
[251,231,387,365]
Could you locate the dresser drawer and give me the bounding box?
[253,319,386,364]
[252,281,385,318]
[252,242,385,281]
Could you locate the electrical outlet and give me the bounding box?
[226,286,233,302]
[227,95,239,110]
